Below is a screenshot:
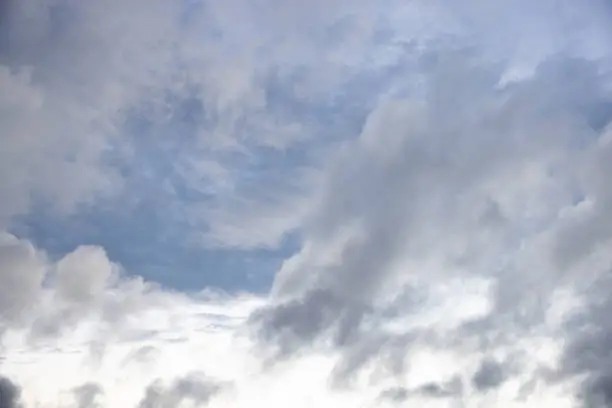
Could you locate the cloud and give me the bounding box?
[0,233,46,325]
[0,0,323,248]
[379,376,464,403]
[54,246,119,305]
[72,383,103,408]
[241,6,612,404]
[472,359,508,392]
[10,0,607,252]
[419,377,464,399]
[138,374,222,408]
[0,376,22,408]
[557,271,612,407]
[4,0,612,407]
[253,52,605,371]
[0,234,576,407]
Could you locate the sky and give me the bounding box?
[3,0,612,407]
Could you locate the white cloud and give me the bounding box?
[0,233,582,408]
[0,235,578,408]
[54,246,119,304]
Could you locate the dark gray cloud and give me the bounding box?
[251,288,370,357]
[378,376,463,403]
[330,333,414,386]
[472,358,508,392]
[251,288,420,385]
[73,383,104,408]
[138,373,222,408]
[557,274,612,407]
[417,376,463,398]
[584,375,612,408]
[0,376,21,408]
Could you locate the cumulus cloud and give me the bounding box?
[54,246,118,305]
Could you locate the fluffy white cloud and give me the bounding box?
[0,235,578,408]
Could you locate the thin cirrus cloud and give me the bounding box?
[3,0,612,407]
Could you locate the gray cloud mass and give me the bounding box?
[72,383,104,408]
[138,373,222,408]
[0,377,21,408]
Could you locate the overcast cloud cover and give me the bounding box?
[3,0,612,407]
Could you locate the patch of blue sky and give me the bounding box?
[12,110,303,292]
[11,202,296,293]
[5,82,318,292]
[6,8,476,294]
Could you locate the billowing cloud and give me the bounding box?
[253,54,610,384]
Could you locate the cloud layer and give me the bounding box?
[3,0,612,407]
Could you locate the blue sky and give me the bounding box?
[1,0,424,293]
